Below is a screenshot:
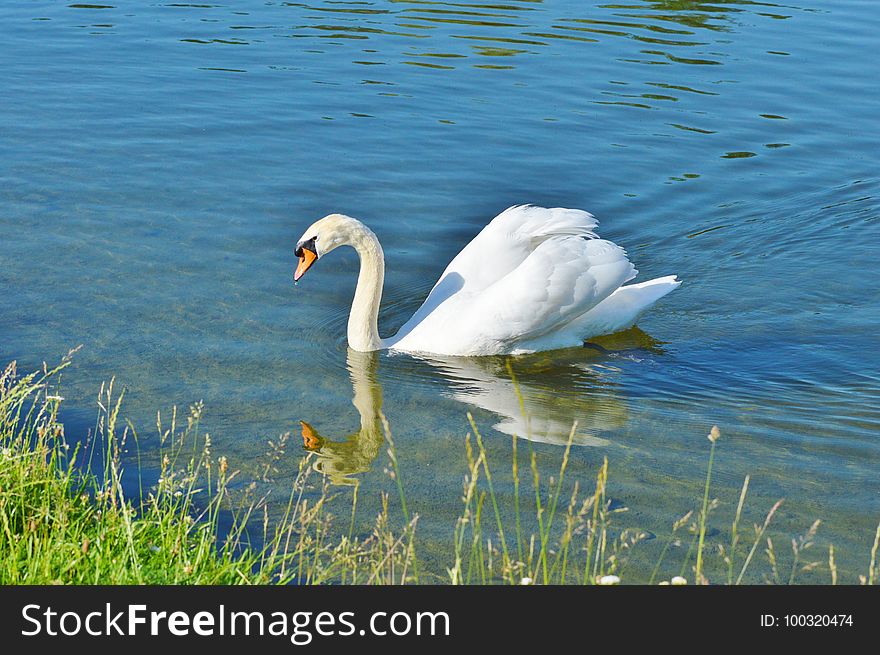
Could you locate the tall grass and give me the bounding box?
[0,353,415,584]
[1,354,878,585]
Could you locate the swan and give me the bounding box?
[293,205,680,356]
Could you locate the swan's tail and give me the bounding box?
[573,275,681,337]
[615,275,681,310]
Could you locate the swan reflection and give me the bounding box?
[417,356,618,448]
[415,327,663,446]
[299,349,385,486]
[301,328,661,485]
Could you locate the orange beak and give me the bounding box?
[294,248,317,282]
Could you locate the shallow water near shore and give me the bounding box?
[2,1,879,581]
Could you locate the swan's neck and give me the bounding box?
[348,227,385,352]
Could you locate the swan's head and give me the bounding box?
[294,213,368,282]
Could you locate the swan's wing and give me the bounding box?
[440,205,598,293]
[394,206,598,339]
[447,237,636,353]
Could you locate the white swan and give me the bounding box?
[293,205,680,356]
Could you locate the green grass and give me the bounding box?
[0,353,414,584]
[1,353,878,585]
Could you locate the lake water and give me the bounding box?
[2,1,878,583]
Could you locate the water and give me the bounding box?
[2,1,879,582]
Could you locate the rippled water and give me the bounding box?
[2,1,879,582]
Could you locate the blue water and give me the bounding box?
[2,1,879,582]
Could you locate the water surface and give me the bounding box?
[2,0,879,582]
